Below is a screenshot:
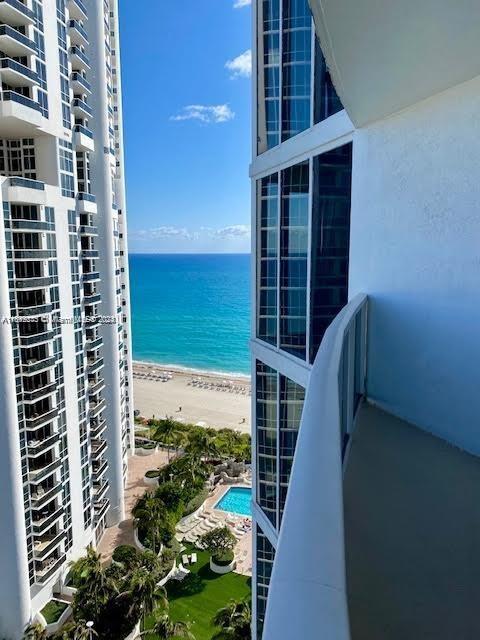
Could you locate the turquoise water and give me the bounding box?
[214,487,252,516]
[128,254,251,376]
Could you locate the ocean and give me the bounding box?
[128,253,251,376]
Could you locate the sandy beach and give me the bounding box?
[132,361,251,433]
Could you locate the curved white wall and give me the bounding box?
[349,74,480,454]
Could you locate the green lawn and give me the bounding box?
[144,546,251,640]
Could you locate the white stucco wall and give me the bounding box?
[349,74,480,455]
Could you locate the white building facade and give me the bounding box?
[252,1,480,639]
[0,0,133,637]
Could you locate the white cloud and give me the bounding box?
[132,226,195,241]
[170,104,235,124]
[233,0,251,8]
[225,49,252,79]
[211,225,251,240]
[131,224,251,243]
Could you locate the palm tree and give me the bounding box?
[185,429,218,461]
[120,567,168,629]
[132,492,165,554]
[68,546,103,585]
[176,452,206,484]
[141,613,195,639]
[212,599,251,639]
[23,624,47,640]
[155,418,179,462]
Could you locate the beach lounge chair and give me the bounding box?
[182,554,189,566]
[191,552,197,564]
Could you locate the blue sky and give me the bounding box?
[119,0,252,254]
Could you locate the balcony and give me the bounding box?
[0,57,39,86]
[0,0,35,26]
[89,398,106,418]
[8,176,46,206]
[93,479,109,503]
[23,381,57,401]
[77,191,97,214]
[0,90,42,136]
[0,24,36,56]
[88,379,105,398]
[83,271,100,283]
[32,507,64,536]
[68,0,87,21]
[87,357,104,375]
[92,458,108,482]
[28,458,62,484]
[262,293,480,640]
[68,19,88,47]
[70,71,91,94]
[33,531,66,562]
[72,96,92,118]
[91,437,108,460]
[15,276,55,290]
[13,249,54,260]
[94,499,109,523]
[18,303,53,318]
[35,554,66,585]
[82,248,99,258]
[22,356,56,376]
[73,123,94,152]
[90,419,107,438]
[30,483,62,510]
[79,224,97,235]
[84,291,101,305]
[27,432,59,457]
[25,407,59,430]
[69,45,90,71]
[86,336,103,351]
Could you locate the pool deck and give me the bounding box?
[198,483,253,577]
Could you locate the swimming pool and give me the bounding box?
[215,487,252,517]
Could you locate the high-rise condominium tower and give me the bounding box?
[252,1,480,639]
[0,1,133,637]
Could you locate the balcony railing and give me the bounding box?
[13,249,54,260]
[15,276,55,289]
[89,398,106,418]
[0,24,36,52]
[1,89,41,111]
[83,271,100,282]
[71,71,91,92]
[69,45,90,67]
[34,530,66,561]
[10,176,44,190]
[79,224,97,235]
[35,553,66,584]
[0,56,39,83]
[92,459,108,480]
[90,419,107,438]
[73,123,93,138]
[77,191,96,202]
[27,432,59,457]
[86,336,103,352]
[94,498,109,522]
[18,303,53,317]
[262,294,368,640]
[23,381,57,401]
[68,19,88,44]
[25,407,59,430]
[28,459,62,484]
[22,356,56,375]
[72,97,92,116]
[30,483,62,510]
[0,0,35,23]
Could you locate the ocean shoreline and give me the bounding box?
[132,359,251,382]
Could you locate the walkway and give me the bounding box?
[345,403,480,639]
[98,449,169,560]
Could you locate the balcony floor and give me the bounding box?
[344,403,480,640]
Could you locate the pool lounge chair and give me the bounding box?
[182,554,189,566]
[190,552,197,564]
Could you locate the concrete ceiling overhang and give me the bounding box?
[308,0,480,127]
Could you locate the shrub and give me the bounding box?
[112,545,138,567]
[41,599,68,624]
[155,481,184,513]
[182,486,209,517]
[199,526,236,558]
[145,469,160,479]
[212,550,235,566]
[142,442,156,450]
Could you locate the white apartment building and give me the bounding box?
[251,1,480,639]
[0,0,134,637]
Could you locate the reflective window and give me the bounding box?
[256,361,278,527]
[310,143,352,362]
[256,525,276,639]
[257,0,281,153]
[280,161,309,359]
[281,0,312,141]
[279,376,305,521]
[313,40,343,124]
[257,174,279,345]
